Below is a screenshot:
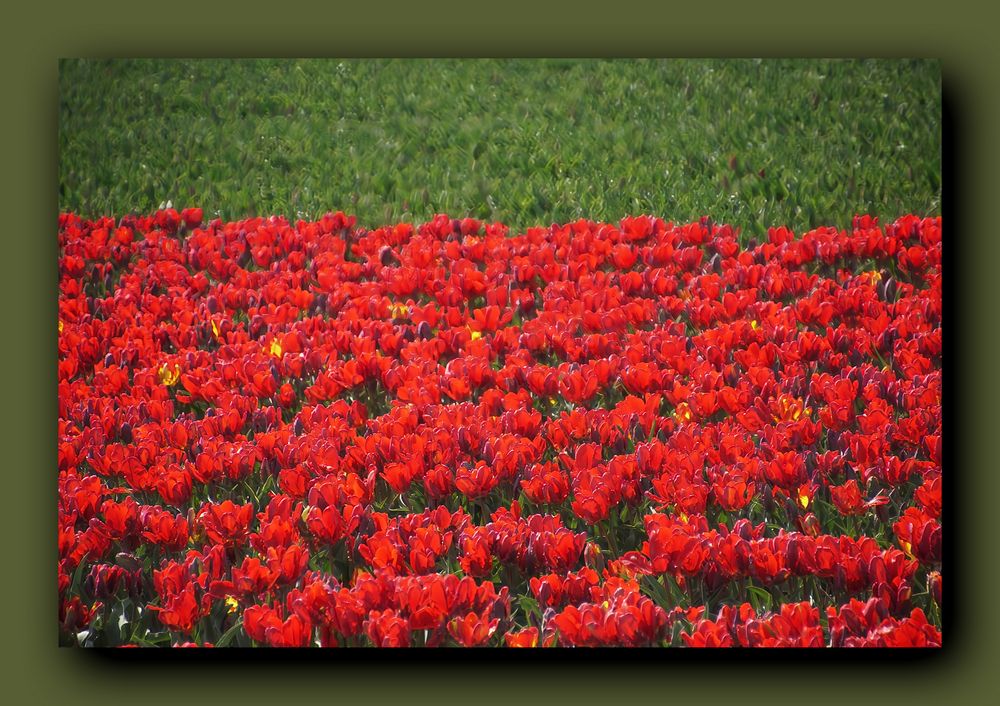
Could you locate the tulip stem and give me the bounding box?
[600,518,620,557]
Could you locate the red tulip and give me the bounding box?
[448,612,499,647]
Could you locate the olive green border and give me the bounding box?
[4,0,993,704]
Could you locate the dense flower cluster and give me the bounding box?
[58,209,942,647]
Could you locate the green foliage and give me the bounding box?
[59,58,940,235]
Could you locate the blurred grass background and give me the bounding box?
[59,58,940,234]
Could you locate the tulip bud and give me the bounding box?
[733,518,755,541]
[884,278,898,301]
[928,571,942,608]
[584,542,606,574]
[249,315,265,339]
[90,564,127,601]
[379,246,398,267]
[61,599,83,635]
[874,501,889,525]
[798,512,821,537]
[355,509,376,543]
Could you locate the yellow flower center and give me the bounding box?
[798,493,810,510]
[774,396,808,423]
[58,319,64,334]
[390,303,409,319]
[157,363,181,386]
[469,328,482,341]
[211,320,221,339]
[750,320,759,331]
[268,339,283,358]
[225,596,239,614]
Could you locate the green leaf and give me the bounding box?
[746,584,774,613]
[214,618,245,648]
[69,552,92,596]
[131,632,172,647]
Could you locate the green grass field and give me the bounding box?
[59,58,940,235]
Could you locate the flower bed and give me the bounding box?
[58,210,942,647]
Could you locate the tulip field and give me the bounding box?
[58,208,942,647]
[57,58,941,648]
